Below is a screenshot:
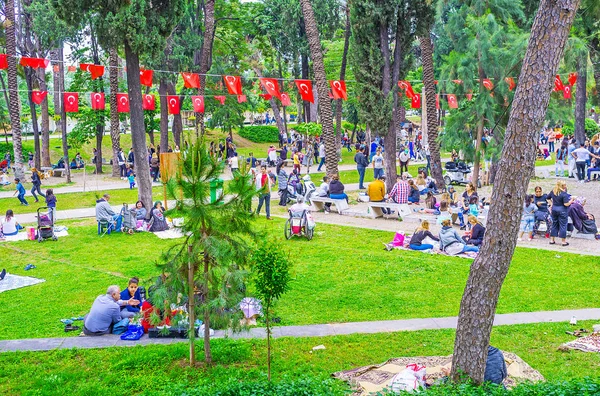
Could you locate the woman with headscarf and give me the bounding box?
[149,201,169,232]
[568,197,599,238]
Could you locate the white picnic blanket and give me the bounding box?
[153,228,185,239]
[0,229,69,243]
[0,274,45,293]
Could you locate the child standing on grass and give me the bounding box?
[128,173,136,189]
[45,189,57,221]
[13,178,28,206]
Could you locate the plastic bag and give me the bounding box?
[389,364,426,393]
[120,324,145,341]
[392,232,405,247]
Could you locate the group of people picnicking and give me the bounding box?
[94,194,169,233]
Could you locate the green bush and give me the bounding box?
[562,119,599,139]
[238,126,280,143]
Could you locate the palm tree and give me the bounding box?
[299,0,338,176]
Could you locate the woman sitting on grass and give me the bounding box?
[149,201,169,232]
[417,192,440,215]
[439,219,479,255]
[1,210,22,236]
[409,220,439,251]
[462,215,485,246]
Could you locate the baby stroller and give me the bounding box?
[37,207,57,242]
[443,161,481,188]
[120,203,137,234]
[284,209,315,240]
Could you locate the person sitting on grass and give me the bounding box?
[83,285,139,336]
[149,201,169,232]
[1,210,22,236]
[95,193,122,232]
[409,220,439,251]
[407,179,420,204]
[439,219,480,255]
[0,171,10,186]
[120,277,143,318]
[417,191,439,215]
[568,197,600,239]
[462,215,486,246]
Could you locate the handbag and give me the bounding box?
[120,324,145,341]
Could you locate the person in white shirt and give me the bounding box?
[317,176,329,197]
[573,143,600,182]
[229,153,239,174]
[1,210,20,236]
[317,142,326,171]
[0,171,10,186]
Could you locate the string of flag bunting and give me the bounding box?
[0,54,579,114]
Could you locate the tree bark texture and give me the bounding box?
[335,4,351,161]
[6,0,24,179]
[159,79,169,153]
[187,245,196,366]
[39,68,51,167]
[252,66,286,136]
[56,46,71,183]
[202,250,212,365]
[24,68,41,169]
[196,0,216,138]
[109,48,121,177]
[166,81,182,149]
[574,52,587,145]
[420,34,445,190]
[124,42,152,210]
[450,0,580,384]
[300,0,338,176]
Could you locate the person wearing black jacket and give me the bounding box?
[30,168,45,202]
[462,215,485,246]
[354,148,369,189]
[409,220,439,251]
[127,148,135,168]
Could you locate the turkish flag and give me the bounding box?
[260,78,281,99]
[554,75,564,92]
[482,79,494,90]
[31,90,48,105]
[191,96,204,113]
[140,69,153,87]
[295,79,314,103]
[0,54,7,69]
[223,75,242,95]
[452,79,463,85]
[167,95,180,114]
[116,93,130,113]
[20,57,49,69]
[447,94,458,109]
[505,77,516,91]
[63,92,79,113]
[214,96,226,105]
[568,72,577,86]
[410,93,421,109]
[67,66,76,73]
[80,63,105,80]
[563,85,572,99]
[90,92,105,110]
[466,92,473,101]
[181,72,200,89]
[259,93,272,101]
[329,80,348,100]
[280,92,292,107]
[237,95,247,103]
[142,94,155,111]
[398,81,415,99]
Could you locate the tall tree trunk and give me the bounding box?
[91,30,104,174]
[6,0,24,179]
[39,68,50,167]
[24,68,41,169]
[301,52,311,122]
[124,42,152,210]
[187,245,196,366]
[335,4,351,161]
[420,34,445,190]
[56,46,71,183]
[196,0,216,138]
[252,66,286,135]
[574,52,588,145]
[159,78,169,153]
[0,73,11,146]
[450,0,580,384]
[202,251,212,365]
[166,81,182,148]
[591,42,600,112]
[109,48,121,177]
[300,0,338,176]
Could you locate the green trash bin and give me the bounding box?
[209,179,224,203]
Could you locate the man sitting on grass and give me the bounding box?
[83,285,139,336]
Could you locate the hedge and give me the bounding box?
[561,119,600,139]
[238,126,280,143]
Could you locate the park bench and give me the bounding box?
[310,196,349,214]
[367,201,413,220]
[52,168,66,177]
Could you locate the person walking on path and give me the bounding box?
[372,148,385,179]
[317,142,326,172]
[555,142,568,177]
[354,148,369,189]
[30,168,46,202]
[399,149,410,175]
[255,165,273,220]
[13,178,28,206]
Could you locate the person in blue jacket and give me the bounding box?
[120,277,142,318]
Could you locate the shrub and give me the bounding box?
[562,119,599,139]
[293,122,322,136]
[238,126,280,143]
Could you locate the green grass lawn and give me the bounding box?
[0,321,598,395]
[1,218,599,341]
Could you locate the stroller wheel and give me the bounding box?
[52,236,58,241]
[128,229,134,235]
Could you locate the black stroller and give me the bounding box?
[37,207,57,242]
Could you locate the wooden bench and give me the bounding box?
[310,196,349,214]
[367,201,413,220]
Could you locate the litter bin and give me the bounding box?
[209,179,224,203]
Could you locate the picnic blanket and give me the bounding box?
[0,229,69,243]
[560,333,600,353]
[153,228,185,239]
[0,273,45,293]
[386,244,477,260]
[333,353,544,395]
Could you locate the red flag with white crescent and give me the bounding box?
[260,78,281,99]
[0,54,7,69]
[482,79,494,90]
[191,96,204,113]
[223,75,242,95]
[554,75,565,92]
[142,94,155,111]
[294,79,314,103]
[398,81,415,99]
[329,80,348,100]
[67,66,76,73]
[568,72,577,86]
[80,63,105,80]
[505,77,516,91]
[436,94,440,109]
[32,90,48,105]
[116,93,129,113]
[563,85,572,99]
[90,92,105,110]
[20,57,49,69]
[167,95,180,114]
[447,94,458,109]
[237,95,247,103]
[280,92,292,107]
[140,69,153,87]
[181,72,200,89]
[259,93,272,101]
[410,93,421,109]
[63,92,79,112]
[214,96,226,105]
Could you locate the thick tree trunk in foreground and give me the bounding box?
[574,52,587,145]
[300,0,338,176]
[420,34,445,190]
[196,0,216,138]
[451,0,580,384]
[124,42,152,210]
[109,48,121,177]
[6,0,24,179]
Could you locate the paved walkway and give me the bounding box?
[1,307,598,353]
